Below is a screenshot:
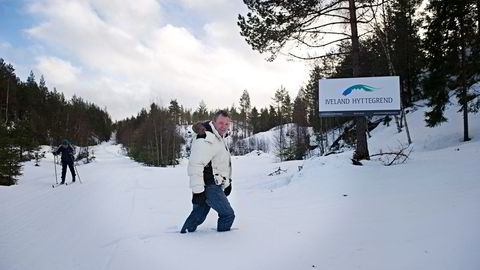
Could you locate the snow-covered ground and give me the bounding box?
[1,101,480,270]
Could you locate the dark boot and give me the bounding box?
[60,178,65,184]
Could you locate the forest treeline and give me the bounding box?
[0,59,113,185]
[2,0,480,185]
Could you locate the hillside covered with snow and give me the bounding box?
[1,100,479,270]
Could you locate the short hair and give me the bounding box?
[213,110,230,121]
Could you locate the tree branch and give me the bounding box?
[304,31,351,37]
[357,2,387,10]
[358,18,376,24]
[371,142,412,166]
[359,30,375,37]
[323,13,351,21]
[318,0,349,14]
[294,36,351,48]
[299,1,349,27]
[288,51,348,61]
[302,21,349,31]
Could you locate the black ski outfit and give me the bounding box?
[54,141,76,184]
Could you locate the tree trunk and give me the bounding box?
[460,17,470,142]
[403,107,412,144]
[349,0,369,160]
[5,77,9,125]
[323,118,328,154]
[318,118,324,155]
[160,132,164,165]
[172,118,176,166]
[153,120,160,166]
[477,0,480,38]
[400,101,412,144]
[375,1,412,142]
[379,1,403,133]
[462,85,469,142]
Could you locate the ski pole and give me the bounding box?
[74,163,83,184]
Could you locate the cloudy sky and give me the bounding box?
[0,0,310,120]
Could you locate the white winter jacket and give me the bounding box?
[187,121,232,194]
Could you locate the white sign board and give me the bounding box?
[318,76,401,116]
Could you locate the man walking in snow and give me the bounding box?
[53,139,76,184]
[181,110,235,233]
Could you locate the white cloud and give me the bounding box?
[0,41,12,49]
[22,0,308,120]
[89,0,164,39]
[35,56,80,85]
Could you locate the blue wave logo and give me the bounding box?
[342,84,379,96]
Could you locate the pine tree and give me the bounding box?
[268,105,277,130]
[423,0,479,141]
[292,88,309,159]
[250,107,260,134]
[0,59,17,126]
[39,75,48,97]
[272,86,289,125]
[116,103,184,167]
[0,60,113,154]
[169,99,182,165]
[238,0,381,160]
[388,0,424,106]
[239,90,251,138]
[259,107,270,132]
[304,66,322,132]
[193,100,209,122]
[169,99,182,125]
[228,104,240,142]
[282,93,292,124]
[272,87,290,161]
[293,88,308,127]
[26,71,36,87]
[0,124,22,185]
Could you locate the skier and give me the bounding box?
[53,139,76,184]
[181,110,235,233]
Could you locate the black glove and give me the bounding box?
[224,184,232,197]
[192,191,206,205]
